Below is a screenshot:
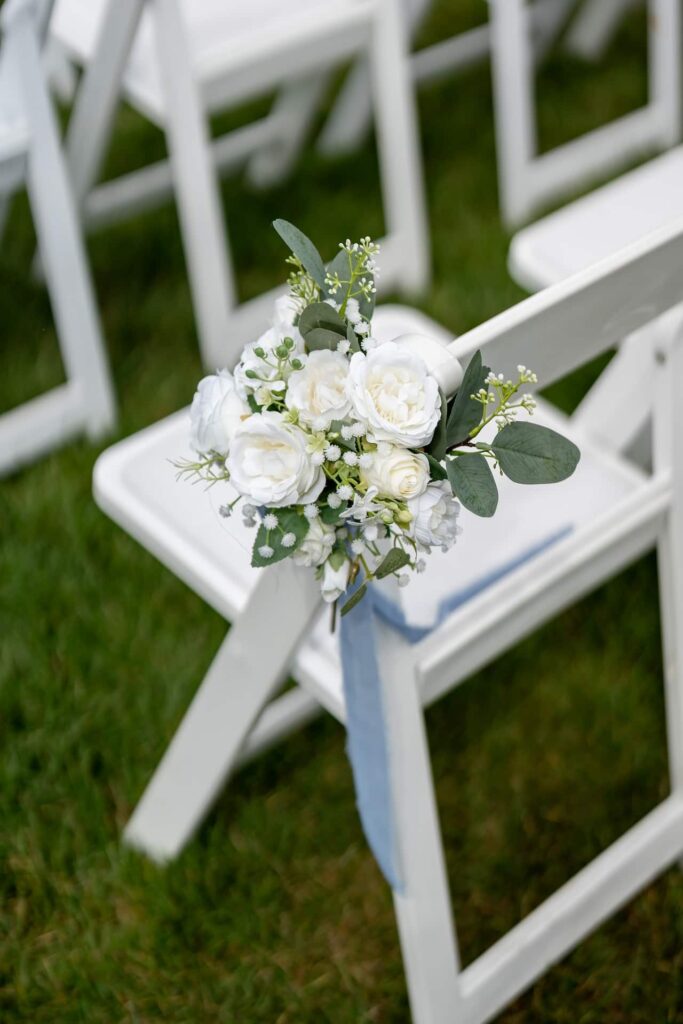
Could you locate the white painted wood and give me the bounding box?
[377,622,464,1023]
[83,117,278,230]
[246,72,330,189]
[50,0,430,368]
[489,0,681,227]
[317,0,573,156]
[0,0,115,474]
[94,218,683,1021]
[125,560,322,862]
[459,795,683,1022]
[508,148,683,468]
[369,0,429,295]
[653,313,683,799]
[150,0,235,370]
[565,0,640,61]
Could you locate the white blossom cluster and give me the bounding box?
[179,230,547,615]
[182,253,462,610]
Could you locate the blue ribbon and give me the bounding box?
[339,526,572,890]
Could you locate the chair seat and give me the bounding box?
[94,304,644,721]
[52,0,365,124]
[509,146,683,292]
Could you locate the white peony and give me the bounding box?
[189,370,251,454]
[321,558,350,603]
[361,445,429,501]
[292,517,336,567]
[346,341,441,447]
[227,411,325,507]
[408,482,461,551]
[285,349,352,428]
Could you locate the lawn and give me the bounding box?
[2,3,683,1021]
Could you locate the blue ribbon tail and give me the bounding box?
[339,579,403,891]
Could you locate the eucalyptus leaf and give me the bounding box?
[298,301,348,351]
[446,454,498,517]
[427,390,448,461]
[251,508,309,568]
[492,422,580,484]
[375,548,411,579]
[320,504,343,525]
[272,219,326,287]
[341,583,367,616]
[426,453,447,481]
[446,350,490,448]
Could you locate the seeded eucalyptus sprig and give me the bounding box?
[442,352,580,518]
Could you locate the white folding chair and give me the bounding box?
[315,0,576,159]
[490,0,681,226]
[94,215,683,1020]
[0,0,114,477]
[509,144,683,463]
[47,0,429,371]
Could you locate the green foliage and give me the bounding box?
[325,248,376,320]
[426,452,448,481]
[375,548,411,579]
[446,454,498,517]
[272,219,326,287]
[341,583,367,616]
[298,301,347,351]
[492,422,581,484]
[427,389,448,461]
[250,508,309,567]
[446,350,490,447]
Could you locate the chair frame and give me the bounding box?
[95,213,683,1021]
[0,0,114,476]
[490,0,682,226]
[51,0,430,370]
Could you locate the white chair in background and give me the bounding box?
[94,209,683,1018]
[314,0,577,159]
[490,0,681,226]
[509,144,683,463]
[0,0,114,477]
[47,0,429,371]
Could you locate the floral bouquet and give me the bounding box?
[179,220,580,618]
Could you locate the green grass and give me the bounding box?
[2,5,683,1021]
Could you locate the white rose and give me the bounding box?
[347,341,441,447]
[272,293,303,344]
[361,446,429,501]
[233,323,305,402]
[189,370,250,454]
[285,349,352,429]
[292,517,336,567]
[227,411,325,507]
[408,482,461,551]
[321,558,350,603]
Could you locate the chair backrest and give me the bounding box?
[412,215,683,690]
[489,0,681,226]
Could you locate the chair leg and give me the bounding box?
[565,0,637,61]
[370,0,430,296]
[32,0,144,281]
[245,73,330,189]
[151,0,237,370]
[488,0,538,227]
[11,7,116,439]
[653,313,683,830]
[376,623,464,1023]
[124,561,323,862]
